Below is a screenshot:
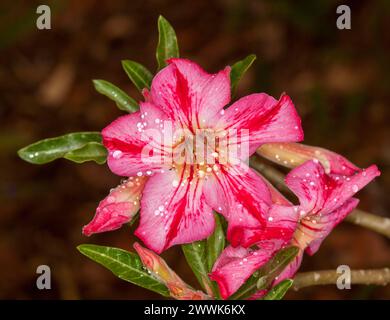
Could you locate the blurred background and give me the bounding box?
[0,0,389,299]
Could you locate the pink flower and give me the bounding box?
[277,160,380,281]
[210,194,299,299]
[83,177,146,236]
[210,245,274,299]
[209,159,380,299]
[96,58,303,253]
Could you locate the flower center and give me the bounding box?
[171,129,227,180]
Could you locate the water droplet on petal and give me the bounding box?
[172,180,179,187]
[113,150,123,159]
[198,170,205,178]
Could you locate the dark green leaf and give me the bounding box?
[262,279,293,300]
[219,214,228,235]
[228,270,260,300]
[230,54,256,96]
[206,214,226,299]
[77,244,170,297]
[122,60,153,92]
[92,79,139,112]
[182,241,211,294]
[206,214,225,272]
[229,246,298,300]
[18,132,102,164]
[156,15,179,70]
[64,142,107,164]
[182,214,225,298]
[256,246,299,290]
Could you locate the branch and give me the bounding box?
[249,155,390,239]
[293,268,390,290]
[345,209,390,238]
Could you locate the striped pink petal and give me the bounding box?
[83,177,146,236]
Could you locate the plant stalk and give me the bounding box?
[293,268,390,290]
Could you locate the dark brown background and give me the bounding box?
[0,0,389,299]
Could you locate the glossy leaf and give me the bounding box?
[182,240,211,295]
[230,54,256,96]
[206,214,225,272]
[256,246,299,290]
[122,60,153,92]
[182,214,225,298]
[18,132,102,164]
[77,244,170,297]
[156,15,179,70]
[92,79,139,112]
[229,246,298,300]
[262,279,293,300]
[64,142,107,164]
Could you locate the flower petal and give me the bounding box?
[102,104,174,177]
[248,204,299,246]
[209,242,279,299]
[248,290,268,300]
[82,177,146,236]
[257,142,360,175]
[139,101,171,131]
[266,180,292,206]
[150,58,231,129]
[203,162,272,247]
[285,160,380,215]
[135,167,215,253]
[304,198,360,255]
[208,197,298,298]
[218,93,303,156]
